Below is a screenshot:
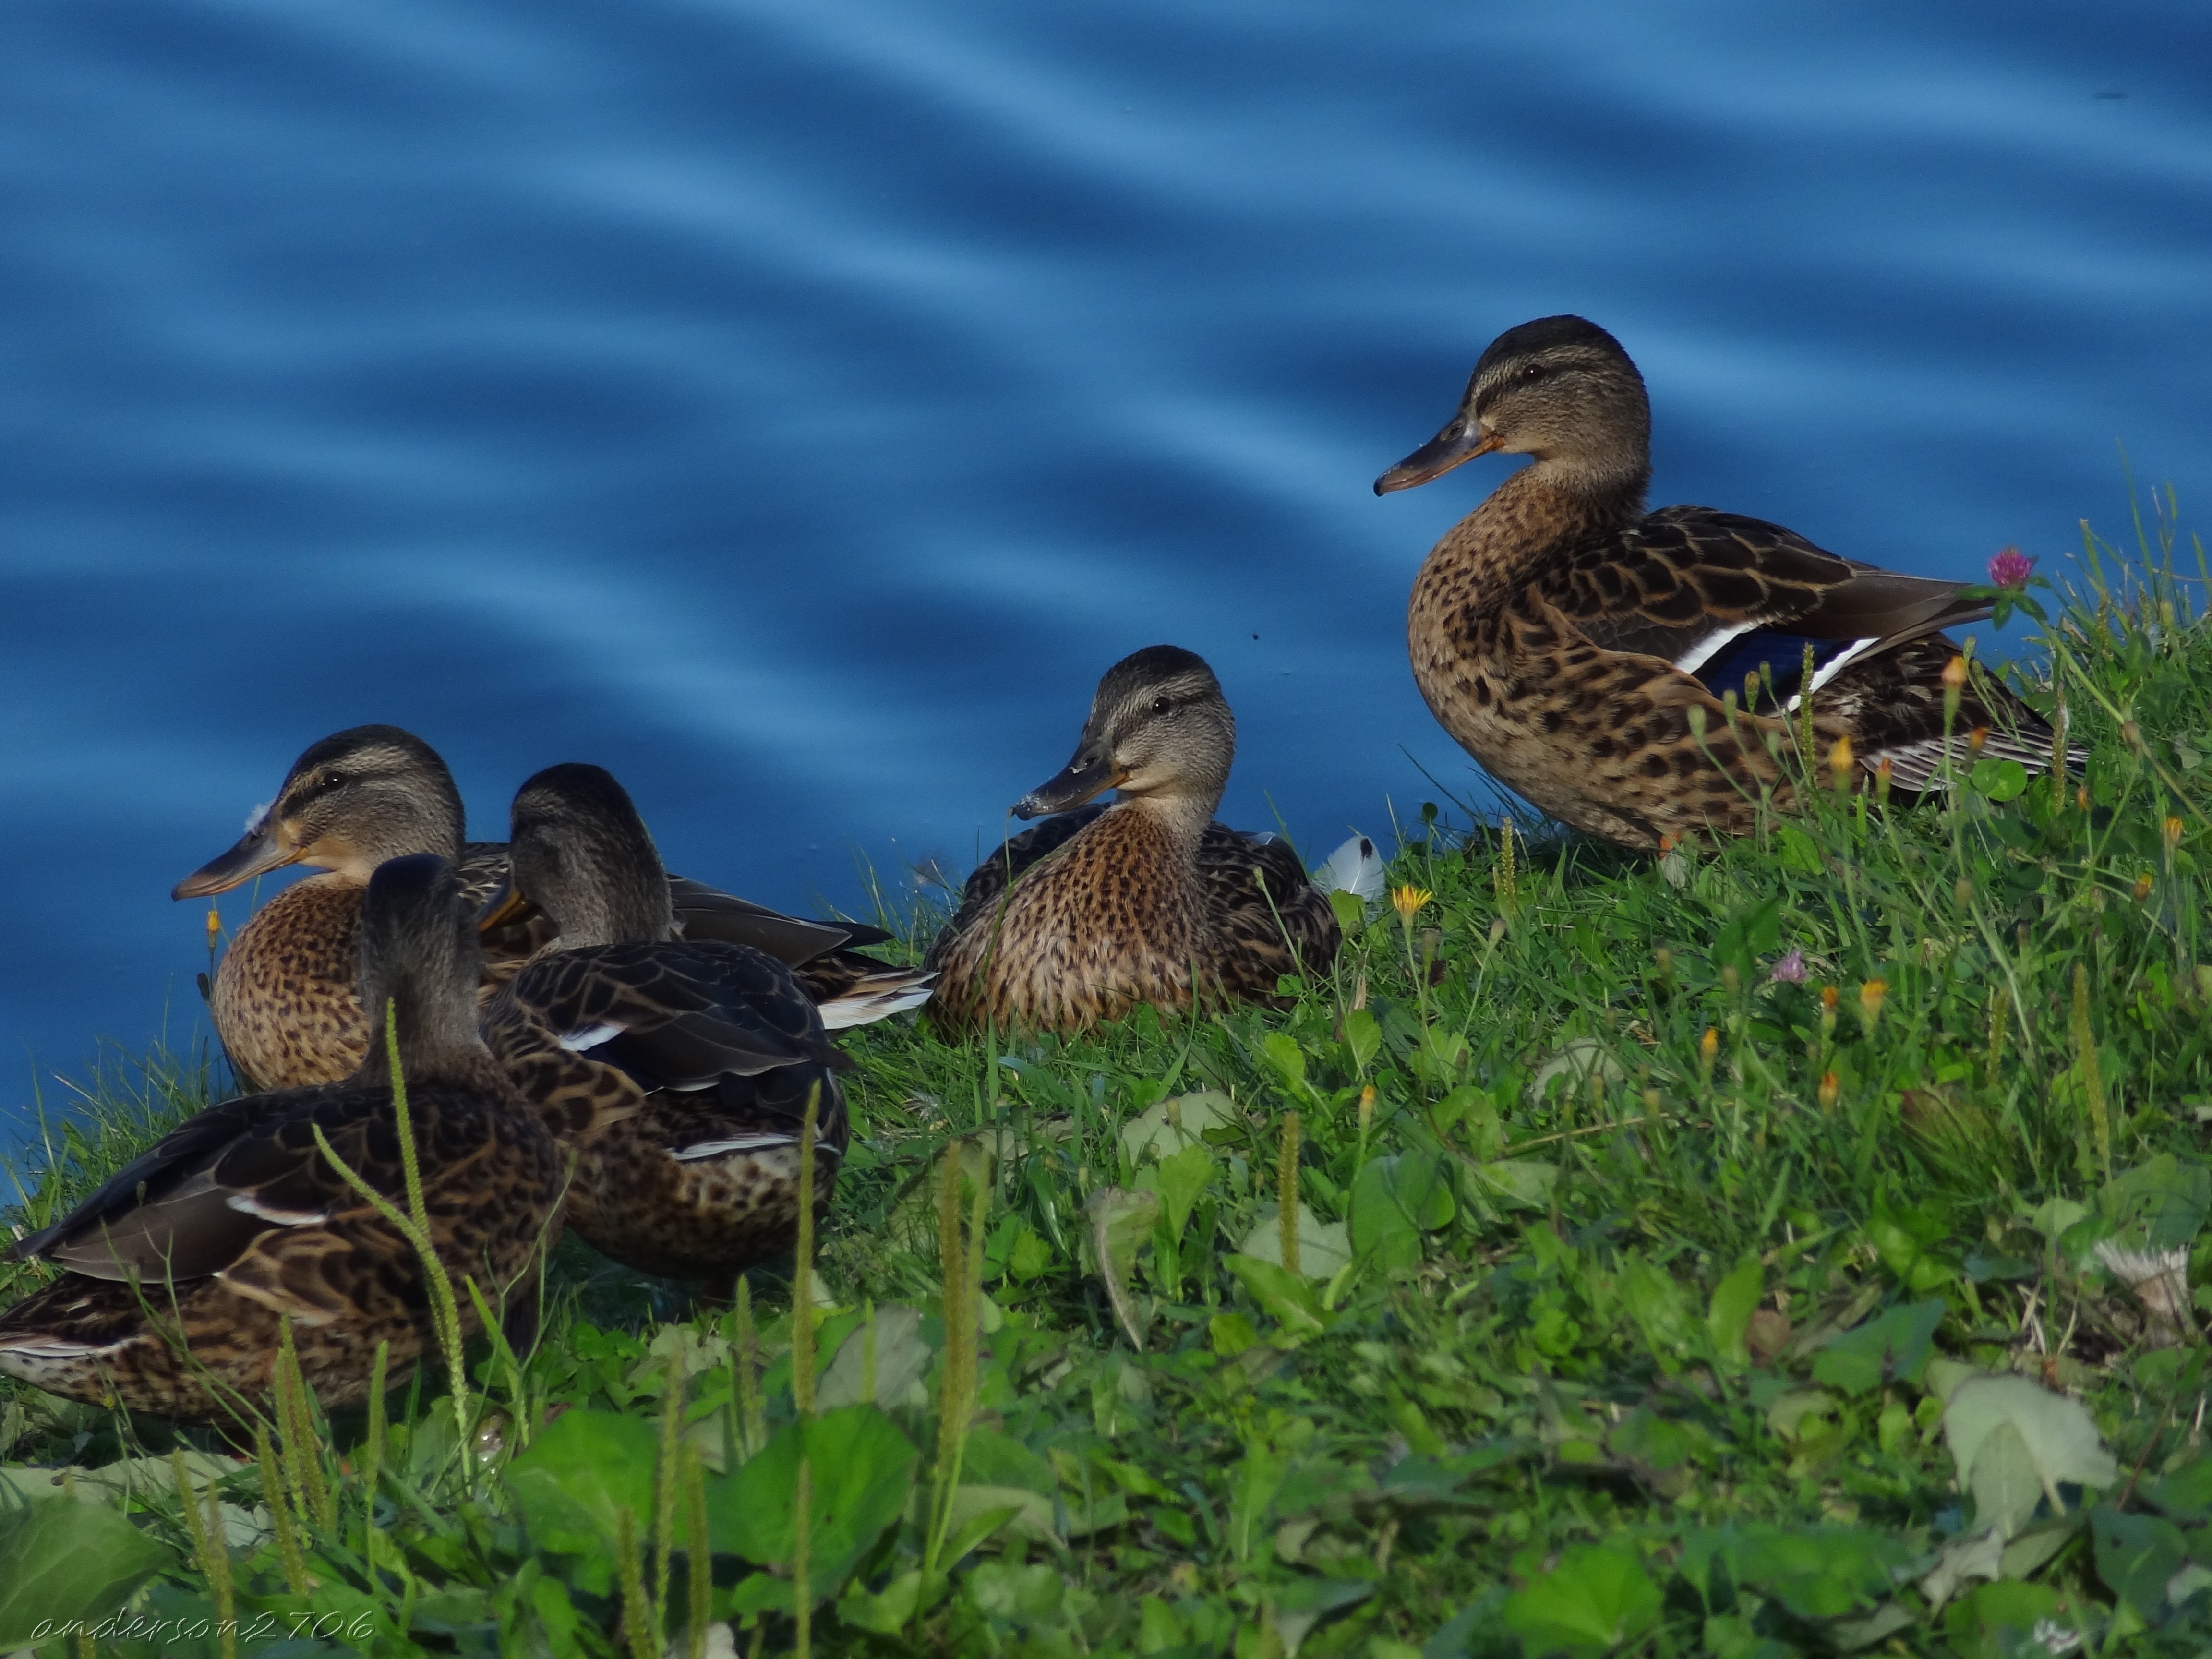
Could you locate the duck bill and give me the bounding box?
[1373,421,1504,494]
[1013,747,1129,820]
[171,822,297,900]
[476,875,532,933]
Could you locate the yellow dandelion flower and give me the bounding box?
[1390,885,1433,926]
[1857,978,1888,1033]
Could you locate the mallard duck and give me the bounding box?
[177,724,924,1090]
[1376,315,2068,849]
[0,855,561,1422]
[926,646,1340,1034]
[479,765,848,1284]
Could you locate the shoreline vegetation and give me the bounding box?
[4,509,2211,1657]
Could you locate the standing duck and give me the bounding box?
[0,855,561,1421]
[178,724,924,1089]
[480,765,851,1285]
[1376,315,2066,848]
[926,646,1340,1034]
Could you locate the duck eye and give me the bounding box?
[322,770,345,790]
[1150,696,1173,716]
[1518,362,1550,384]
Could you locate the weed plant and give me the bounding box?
[3,511,2212,1657]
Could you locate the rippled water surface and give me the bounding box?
[3,0,2209,1140]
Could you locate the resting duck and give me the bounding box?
[0,855,561,1421]
[926,646,1340,1034]
[479,765,849,1285]
[177,724,924,1089]
[1376,315,2066,849]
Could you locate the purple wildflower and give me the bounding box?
[1768,948,1807,985]
[1988,546,2035,589]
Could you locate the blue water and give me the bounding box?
[3,0,2209,1142]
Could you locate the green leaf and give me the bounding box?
[1774,824,1826,875]
[1969,757,2029,801]
[1724,1525,1907,1619]
[1154,1142,1216,1243]
[1225,1252,1334,1340]
[1503,1545,1661,1657]
[817,1303,932,1410]
[1236,1204,1351,1281]
[706,1405,919,1597]
[1462,1156,1558,1213]
[1260,1032,1308,1090]
[1707,1257,1762,1369]
[1088,1185,1161,1347]
[0,1498,172,1648]
[1340,1007,1382,1073]
[2091,1505,2189,1616]
[1351,1150,1455,1270]
[1328,887,1366,938]
[1942,1374,2117,1538]
[1118,1091,1237,1163]
[504,1408,659,1589]
[1713,897,1783,981]
[2150,1453,2212,1522]
[1811,1298,1946,1395]
[2099,1154,2212,1250]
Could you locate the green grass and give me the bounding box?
[5,508,2212,1658]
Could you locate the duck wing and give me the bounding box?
[1199,828,1342,1001]
[668,878,893,962]
[494,941,840,1094]
[1546,508,1991,707]
[11,1085,398,1284]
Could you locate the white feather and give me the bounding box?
[225,1192,330,1226]
[1785,637,1882,711]
[1671,622,1759,677]
[242,800,272,834]
[1317,834,1387,902]
[675,1133,802,1162]
[817,980,936,1029]
[557,1023,624,1052]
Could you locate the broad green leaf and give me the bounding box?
[1523,1037,1625,1106]
[1351,1150,1454,1271]
[1268,1576,1373,1651]
[1969,757,2029,801]
[1774,824,1826,874]
[1503,1545,1661,1657]
[1725,1525,1907,1619]
[504,1408,659,1589]
[1707,1257,1762,1369]
[2150,1453,2212,1522]
[1919,1525,2006,1611]
[1942,1375,2117,1538]
[1236,1204,1351,1280]
[1340,1007,1382,1073]
[1225,1253,1334,1340]
[1811,1298,1945,1395]
[1088,1185,1161,1347]
[1619,1258,1694,1363]
[817,1303,931,1410]
[2091,1505,2188,1616]
[0,1498,172,1648]
[2098,1154,2212,1250]
[1154,1142,1216,1242]
[1713,896,1783,980]
[1462,1156,1558,1213]
[1261,1032,1308,1090]
[1118,1091,1237,1163]
[706,1405,919,1596]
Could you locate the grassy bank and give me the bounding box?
[4,515,2211,1659]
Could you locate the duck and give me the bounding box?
[176,724,925,1090]
[926,646,1341,1034]
[0,854,562,1422]
[478,765,848,1285]
[1375,314,2068,849]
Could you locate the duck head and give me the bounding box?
[1374,314,1651,496]
[1016,646,1236,821]
[173,725,466,899]
[355,852,498,1084]
[492,763,674,949]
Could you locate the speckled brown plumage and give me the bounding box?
[481,765,850,1285]
[1,856,561,1422]
[1381,316,2068,849]
[926,647,1340,1035]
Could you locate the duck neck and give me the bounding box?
[355,984,505,1093]
[1113,788,1217,856]
[1422,457,1649,594]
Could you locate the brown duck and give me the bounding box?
[176,725,925,1089]
[479,765,848,1285]
[0,854,561,1422]
[1376,315,2068,849]
[927,646,1340,1034]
